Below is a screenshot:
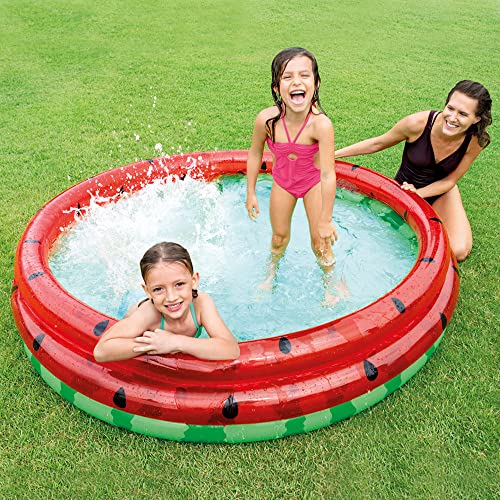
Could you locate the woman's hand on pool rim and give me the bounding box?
[400,182,422,197]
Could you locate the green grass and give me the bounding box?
[1,0,498,497]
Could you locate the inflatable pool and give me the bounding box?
[11,151,459,443]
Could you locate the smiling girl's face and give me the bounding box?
[276,55,316,114]
[142,261,199,320]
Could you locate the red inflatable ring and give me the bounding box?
[11,151,459,443]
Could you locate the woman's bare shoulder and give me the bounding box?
[403,111,432,133]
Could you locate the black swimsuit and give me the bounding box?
[394,110,472,204]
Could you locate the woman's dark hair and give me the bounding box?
[446,80,492,148]
[266,47,326,141]
[140,242,193,280]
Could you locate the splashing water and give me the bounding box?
[49,175,417,341]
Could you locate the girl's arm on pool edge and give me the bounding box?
[133,293,240,361]
[93,303,158,362]
[177,292,239,360]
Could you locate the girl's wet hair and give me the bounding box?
[446,80,492,148]
[267,47,326,141]
[140,242,193,280]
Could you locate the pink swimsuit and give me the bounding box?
[266,113,320,198]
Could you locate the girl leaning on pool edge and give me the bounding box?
[94,242,240,362]
[336,80,492,262]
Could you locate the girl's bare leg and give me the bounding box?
[260,182,297,290]
[303,183,335,271]
[431,185,472,262]
[303,184,347,305]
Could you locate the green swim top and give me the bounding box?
[160,302,203,338]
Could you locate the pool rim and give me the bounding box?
[11,150,460,441]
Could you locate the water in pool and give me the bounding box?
[49,174,417,341]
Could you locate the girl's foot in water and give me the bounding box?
[322,276,349,307]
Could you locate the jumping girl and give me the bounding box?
[94,242,240,362]
[336,80,492,262]
[246,47,338,289]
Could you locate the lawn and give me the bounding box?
[1,0,498,497]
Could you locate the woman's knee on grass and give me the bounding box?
[451,238,472,262]
[432,186,472,262]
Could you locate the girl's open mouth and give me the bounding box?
[290,91,306,104]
